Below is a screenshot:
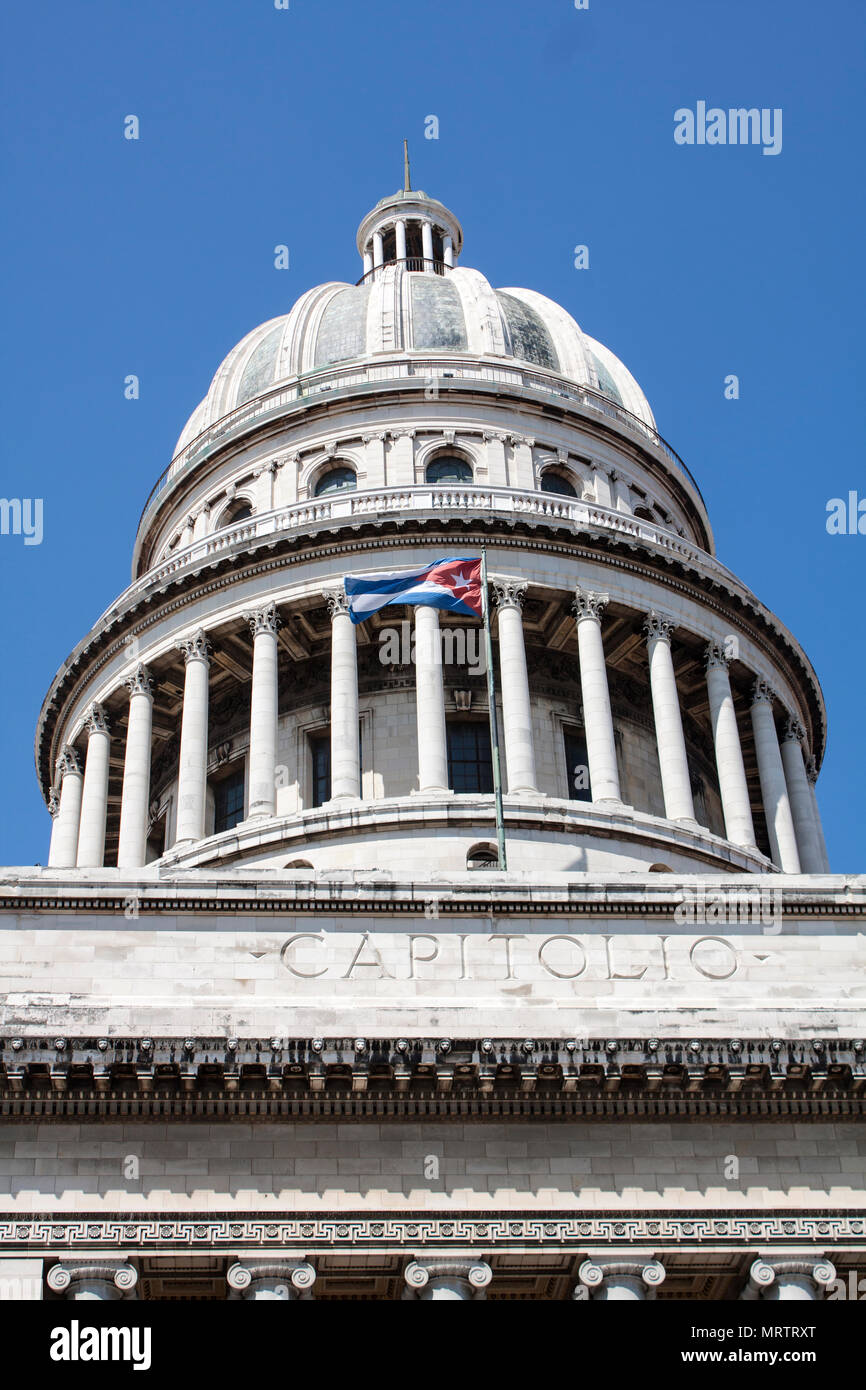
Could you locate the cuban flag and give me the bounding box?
[344,557,483,624]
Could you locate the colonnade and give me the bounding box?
[361,216,454,277]
[29,1253,839,1301]
[46,582,828,873]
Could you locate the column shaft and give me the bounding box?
[494,583,537,794]
[705,644,756,847]
[750,681,801,872]
[806,757,831,870]
[573,590,621,802]
[415,605,449,792]
[76,706,111,867]
[644,614,694,821]
[246,606,280,818]
[325,590,360,799]
[395,219,407,260]
[175,631,211,844]
[117,666,154,868]
[780,721,823,872]
[50,750,83,868]
[421,220,434,266]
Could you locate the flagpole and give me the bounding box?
[481,548,507,871]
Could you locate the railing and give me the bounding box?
[106,486,735,637]
[355,256,450,284]
[135,356,706,542]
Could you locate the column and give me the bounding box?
[50,749,83,868]
[705,642,756,848]
[750,679,801,872]
[643,612,695,822]
[46,786,61,866]
[415,605,449,793]
[0,1258,43,1300]
[780,718,824,873]
[47,1261,138,1300]
[117,664,154,868]
[443,233,454,267]
[741,1257,836,1301]
[363,248,373,277]
[572,589,621,803]
[324,588,360,800]
[372,230,384,269]
[805,755,831,870]
[244,604,280,818]
[493,580,537,794]
[227,1260,316,1300]
[76,704,111,868]
[174,629,212,844]
[421,220,434,268]
[395,218,407,261]
[576,1256,666,1301]
[404,1259,492,1300]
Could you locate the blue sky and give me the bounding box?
[1,0,863,868]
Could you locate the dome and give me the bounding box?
[173,267,656,456]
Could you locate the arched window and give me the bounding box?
[540,471,577,499]
[314,465,357,497]
[426,455,473,485]
[218,499,253,528]
[285,858,313,870]
[467,842,499,870]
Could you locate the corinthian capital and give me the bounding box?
[244,602,281,638]
[47,787,61,819]
[492,579,527,613]
[783,715,806,745]
[176,629,212,665]
[642,610,676,644]
[323,587,350,618]
[805,752,819,785]
[56,746,82,780]
[705,640,730,671]
[125,663,154,700]
[751,677,777,707]
[83,703,110,736]
[572,588,609,623]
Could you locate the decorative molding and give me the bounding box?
[783,716,806,745]
[124,663,154,700]
[6,1214,865,1255]
[47,787,61,819]
[176,629,212,666]
[572,588,609,623]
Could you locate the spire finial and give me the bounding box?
[403,139,411,192]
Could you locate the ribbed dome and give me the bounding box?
[173,264,656,456]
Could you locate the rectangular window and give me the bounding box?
[213,769,245,833]
[564,728,592,802]
[310,733,331,807]
[447,720,493,793]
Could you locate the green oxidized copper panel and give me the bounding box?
[496,292,559,371]
[314,286,371,366]
[411,275,468,351]
[236,322,285,406]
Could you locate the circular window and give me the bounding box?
[315,466,357,497]
[540,471,577,499]
[426,456,473,485]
